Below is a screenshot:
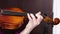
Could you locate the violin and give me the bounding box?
[0,8,60,25]
[0,8,25,29]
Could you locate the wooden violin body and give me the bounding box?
[0,8,25,29]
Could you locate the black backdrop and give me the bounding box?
[0,0,53,18]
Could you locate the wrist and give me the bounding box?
[20,26,33,34]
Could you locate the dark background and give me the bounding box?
[0,0,53,18]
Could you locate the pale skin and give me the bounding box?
[20,12,43,34]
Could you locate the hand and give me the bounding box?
[26,12,43,29]
[20,12,43,34]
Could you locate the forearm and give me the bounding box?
[20,26,34,34]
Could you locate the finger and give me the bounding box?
[36,12,43,22]
[36,15,43,24]
[35,12,41,19]
[35,12,41,16]
[27,13,32,20]
[38,15,43,23]
[30,13,36,20]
